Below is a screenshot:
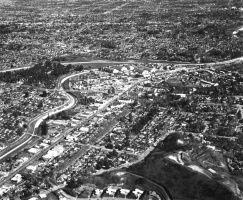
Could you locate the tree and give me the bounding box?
[37,101,43,108]
[112,149,118,157]
[40,91,47,97]
[129,112,133,122]
[39,120,48,135]
[105,143,113,149]
[100,40,116,49]
[23,91,29,98]
[75,65,83,71]
[237,110,242,119]
[16,127,24,136]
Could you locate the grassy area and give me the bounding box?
[125,132,243,200]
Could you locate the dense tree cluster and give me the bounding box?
[0,61,81,89]
[38,120,48,135]
[131,107,158,135]
[68,91,95,105]
[100,40,116,49]
[0,24,27,34]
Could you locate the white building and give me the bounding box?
[11,174,22,183]
[133,189,144,199]
[107,187,117,196]
[120,189,130,196]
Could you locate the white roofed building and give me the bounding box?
[133,188,144,199]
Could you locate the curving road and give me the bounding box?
[126,172,172,200]
[0,71,88,163]
[61,56,243,67]
[0,55,243,193]
[0,75,144,186]
[0,66,32,73]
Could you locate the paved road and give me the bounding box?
[0,71,88,162]
[0,51,243,74]
[1,56,242,194]
[126,172,172,200]
[61,60,190,66]
[0,76,143,186]
[58,81,144,172]
[104,2,129,14]
[61,56,243,67]
[59,171,172,200]
[0,71,89,185]
[93,129,175,177]
[50,57,243,199]
[0,65,33,73]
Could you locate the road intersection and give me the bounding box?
[0,71,87,162]
[0,70,144,186]
[0,56,243,197]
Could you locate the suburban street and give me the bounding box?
[0,70,144,186]
[1,1,243,199]
[0,71,88,162]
